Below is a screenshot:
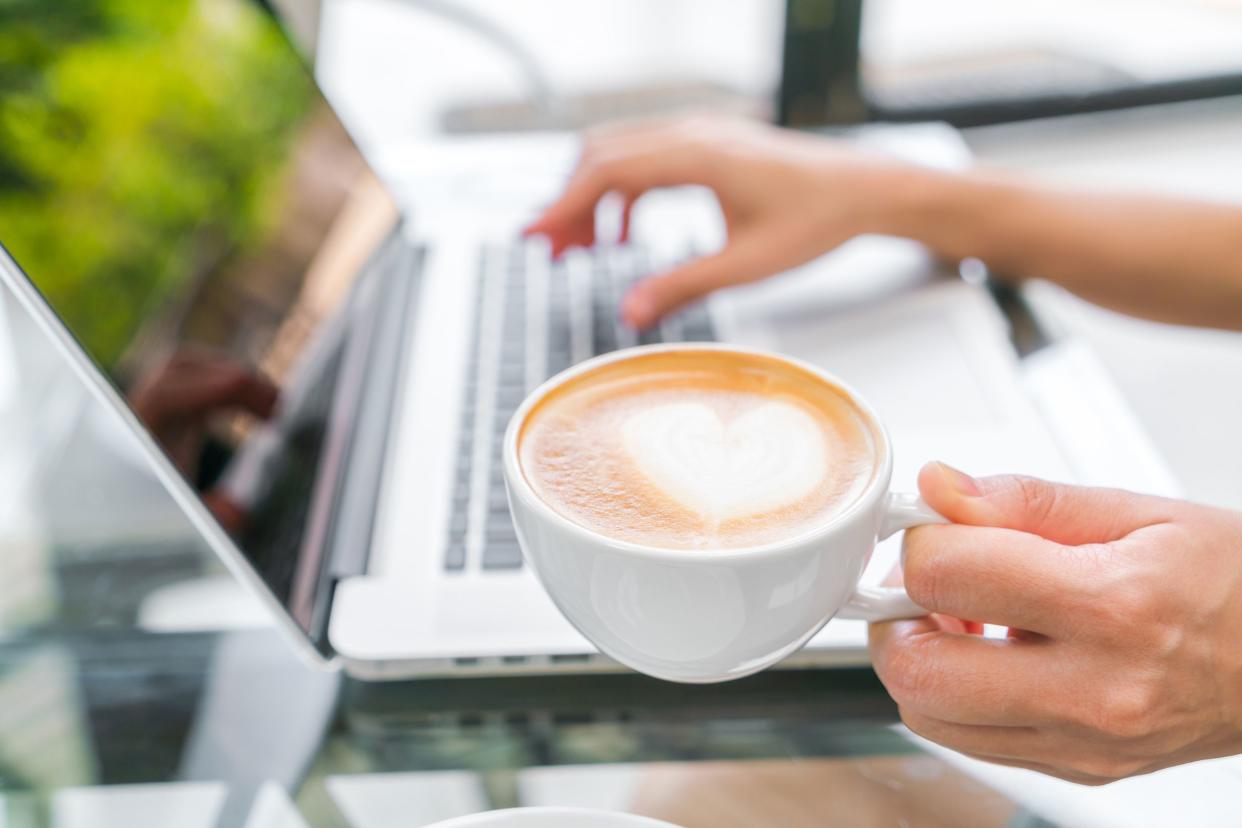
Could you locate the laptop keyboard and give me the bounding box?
[445,241,716,572]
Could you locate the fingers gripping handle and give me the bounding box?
[837,493,948,623]
[879,492,949,540]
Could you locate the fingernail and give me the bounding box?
[934,461,980,497]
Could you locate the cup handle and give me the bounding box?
[836,492,948,622]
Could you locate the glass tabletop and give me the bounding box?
[0,627,1030,828]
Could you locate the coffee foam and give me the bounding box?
[518,350,879,550]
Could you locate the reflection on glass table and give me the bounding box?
[0,624,1026,827]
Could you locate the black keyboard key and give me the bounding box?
[498,359,525,381]
[448,512,467,535]
[482,543,523,570]
[546,284,573,375]
[444,541,466,571]
[482,515,524,569]
[591,300,617,354]
[486,510,516,533]
[496,381,526,403]
[483,511,522,571]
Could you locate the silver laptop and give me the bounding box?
[0,0,1177,679]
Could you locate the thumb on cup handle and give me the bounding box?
[836,492,948,622]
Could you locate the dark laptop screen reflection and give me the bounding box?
[0,0,397,636]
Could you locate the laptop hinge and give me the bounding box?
[308,233,423,643]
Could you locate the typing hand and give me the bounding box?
[869,463,1242,784]
[524,116,917,330]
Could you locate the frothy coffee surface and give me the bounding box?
[518,350,879,549]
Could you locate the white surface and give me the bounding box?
[325,771,488,828]
[244,784,312,828]
[48,781,310,828]
[138,575,273,632]
[909,728,1242,828]
[517,765,643,812]
[52,782,227,828]
[1021,341,1180,494]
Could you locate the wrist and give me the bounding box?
[844,164,1023,268]
[868,165,971,240]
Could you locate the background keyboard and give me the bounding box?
[444,241,715,572]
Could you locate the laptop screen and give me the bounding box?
[0,0,399,645]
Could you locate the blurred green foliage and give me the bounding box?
[0,0,314,367]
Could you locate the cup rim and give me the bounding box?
[503,342,894,563]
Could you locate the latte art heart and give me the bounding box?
[621,401,828,521]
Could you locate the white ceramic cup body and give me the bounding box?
[503,343,941,683]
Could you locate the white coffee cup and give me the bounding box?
[425,807,683,827]
[503,343,945,683]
